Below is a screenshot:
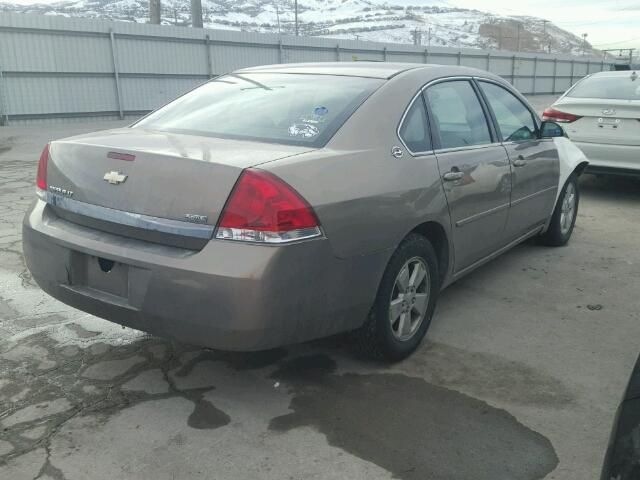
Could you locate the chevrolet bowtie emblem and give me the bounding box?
[103,171,128,185]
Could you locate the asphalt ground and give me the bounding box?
[1,95,640,479]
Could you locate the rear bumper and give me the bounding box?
[23,200,388,350]
[573,141,640,174]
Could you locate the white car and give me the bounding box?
[543,70,639,176]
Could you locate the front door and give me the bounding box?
[477,80,559,240]
[424,80,511,273]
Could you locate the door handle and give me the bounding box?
[443,171,464,181]
[513,155,527,167]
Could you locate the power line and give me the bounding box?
[593,36,640,47]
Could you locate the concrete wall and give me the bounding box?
[0,12,611,125]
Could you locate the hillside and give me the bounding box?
[0,0,600,55]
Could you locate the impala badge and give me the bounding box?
[602,108,616,116]
[103,171,128,185]
[184,214,208,224]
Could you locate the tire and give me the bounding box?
[354,233,439,361]
[538,174,579,246]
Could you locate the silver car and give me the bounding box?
[543,70,639,176]
[22,62,588,360]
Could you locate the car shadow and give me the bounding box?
[580,173,640,204]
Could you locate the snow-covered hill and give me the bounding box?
[0,0,599,56]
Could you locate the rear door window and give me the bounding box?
[479,81,538,142]
[398,96,431,153]
[424,80,492,149]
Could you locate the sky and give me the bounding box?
[4,0,640,52]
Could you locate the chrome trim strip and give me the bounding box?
[434,142,504,155]
[455,185,558,227]
[510,185,558,207]
[455,202,510,227]
[42,191,214,240]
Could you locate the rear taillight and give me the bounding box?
[36,144,50,190]
[542,108,581,123]
[215,169,321,244]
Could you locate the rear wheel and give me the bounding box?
[354,234,439,361]
[539,174,579,246]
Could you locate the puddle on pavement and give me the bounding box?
[269,354,558,480]
[2,329,563,480]
[187,397,230,429]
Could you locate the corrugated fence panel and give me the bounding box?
[1,30,112,73]
[284,46,337,64]
[120,77,205,111]
[4,76,118,114]
[429,53,458,66]
[0,12,612,124]
[460,55,489,70]
[489,56,513,76]
[117,37,210,75]
[211,44,280,73]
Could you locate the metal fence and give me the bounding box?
[0,12,611,125]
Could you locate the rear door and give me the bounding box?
[477,80,559,241]
[424,79,511,273]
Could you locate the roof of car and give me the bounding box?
[590,70,638,78]
[235,62,488,80]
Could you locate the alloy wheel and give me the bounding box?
[389,257,430,341]
[560,182,576,235]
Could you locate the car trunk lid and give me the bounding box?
[45,128,313,245]
[555,98,640,146]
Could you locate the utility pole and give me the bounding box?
[516,23,521,52]
[149,0,161,24]
[498,27,503,50]
[294,0,299,36]
[191,0,203,28]
[542,20,549,54]
[427,26,431,47]
[411,28,422,46]
[581,33,588,56]
[274,2,281,34]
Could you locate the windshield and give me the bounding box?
[134,73,384,147]
[567,74,640,100]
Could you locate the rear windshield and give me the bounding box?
[567,74,640,100]
[134,73,384,147]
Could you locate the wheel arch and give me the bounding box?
[408,220,450,286]
[574,160,589,177]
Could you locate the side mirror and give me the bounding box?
[540,121,565,138]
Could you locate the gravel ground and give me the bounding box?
[1,98,639,480]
